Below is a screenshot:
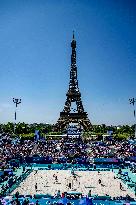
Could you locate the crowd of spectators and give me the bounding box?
[0,131,136,170]
[86,140,136,159]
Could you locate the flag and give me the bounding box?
[35,130,39,141]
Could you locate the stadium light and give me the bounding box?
[13,98,21,134]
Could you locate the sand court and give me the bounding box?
[11,170,135,199]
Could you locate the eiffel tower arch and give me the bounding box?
[54,33,92,131]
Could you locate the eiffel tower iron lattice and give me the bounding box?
[55,33,92,131]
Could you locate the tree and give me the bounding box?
[2,122,14,133]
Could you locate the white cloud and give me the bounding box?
[1,103,13,109]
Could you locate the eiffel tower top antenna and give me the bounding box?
[73,30,75,39]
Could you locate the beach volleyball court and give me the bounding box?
[11,170,135,199]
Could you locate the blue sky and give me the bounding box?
[0,0,136,125]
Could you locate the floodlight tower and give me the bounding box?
[129,98,136,138]
[13,98,21,134]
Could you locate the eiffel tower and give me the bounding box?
[55,33,92,131]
